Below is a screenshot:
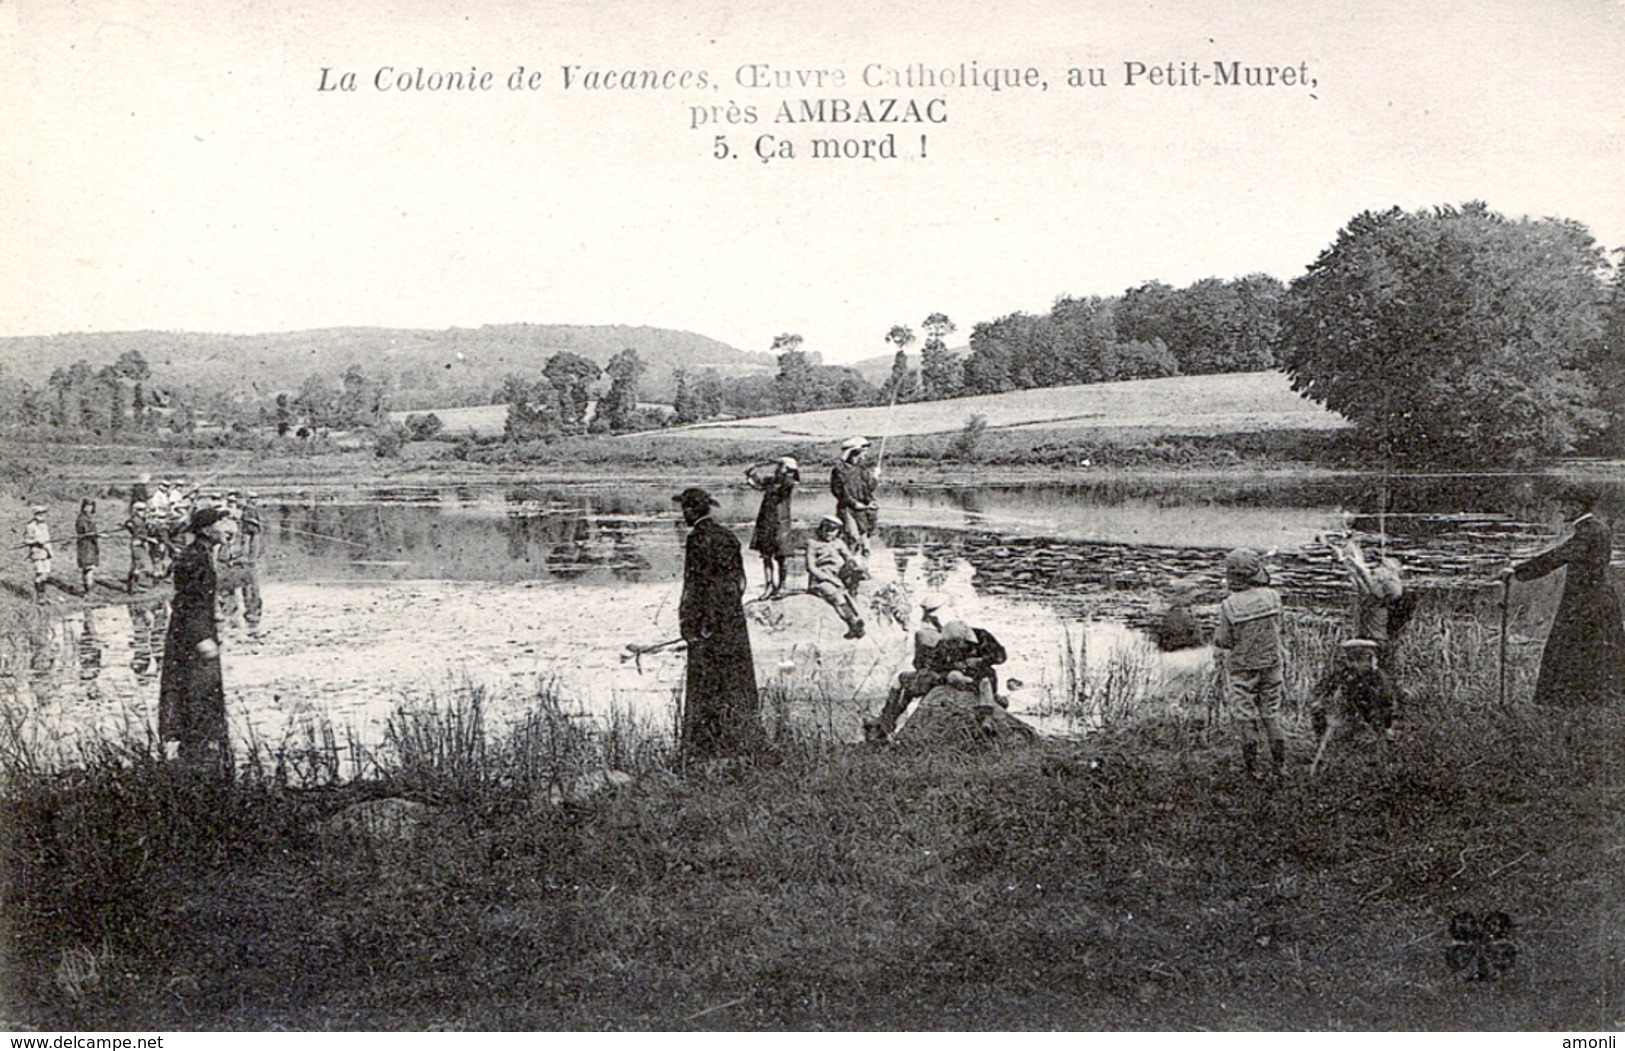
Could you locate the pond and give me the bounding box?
[6,471,1621,764]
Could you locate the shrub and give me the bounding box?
[372,424,407,458]
[944,413,989,462]
[402,413,444,441]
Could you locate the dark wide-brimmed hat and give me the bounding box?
[190,507,233,532]
[672,487,719,513]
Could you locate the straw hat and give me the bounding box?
[1224,547,1270,586]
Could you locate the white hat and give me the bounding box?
[919,592,948,613]
[779,456,799,471]
[840,435,870,452]
[818,514,843,529]
[30,505,47,515]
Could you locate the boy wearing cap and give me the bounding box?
[1213,547,1287,781]
[831,436,879,561]
[864,595,1004,741]
[123,502,155,593]
[806,515,865,638]
[673,487,762,761]
[23,506,53,603]
[1309,638,1401,777]
[217,492,265,630]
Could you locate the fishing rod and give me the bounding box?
[873,373,904,478]
[622,636,686,674]
[277,524,369,548]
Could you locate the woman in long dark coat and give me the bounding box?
[674,487,761,762]
[1509,491,1625,706]
[160,507,237,772]
[746,457,799,598]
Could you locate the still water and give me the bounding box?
[6,472,1620,762]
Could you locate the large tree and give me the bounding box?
[542,351,602,432]
[918,312,961,399]
[1278,203,1613,465]
[773,342,816,414]
[879,324,919,403]
[336,363,385,428]
[1118,276,1281,374]
[1584,251,1625,454]
[502,374,563,443]
[596,348,645,432]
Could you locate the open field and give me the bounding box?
[381,371,1347,446]
[668,371,1351,443]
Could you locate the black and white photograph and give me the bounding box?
[1,0,1622,1033]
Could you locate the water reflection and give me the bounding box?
[77,608,104,688]
[235,473,1625,591]
[127,594,167,684]
[8,472,1622,760]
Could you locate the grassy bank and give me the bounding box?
[1,418,1357,498]
[2,607,1621,1030]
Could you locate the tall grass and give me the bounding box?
[4,596,1612,1030]
[1050,604,1520,741]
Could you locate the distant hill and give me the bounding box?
[0,325,772,408]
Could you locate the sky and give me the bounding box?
[2,0,1622,365]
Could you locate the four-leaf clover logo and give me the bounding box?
[1445,911,1516,981]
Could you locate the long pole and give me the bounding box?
[874,375,904,478]
[278,524,368,548]
[1498,576,1511,706]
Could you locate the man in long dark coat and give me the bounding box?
[674,487,761,761]
[160,507,237,774]
[1508,490,1625,706]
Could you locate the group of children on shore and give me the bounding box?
[1203,538,1407,783]
[18,477,264,628]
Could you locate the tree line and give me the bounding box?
[657,275,1289,431]
[5,201,1621,465]
[697,203,1618,466]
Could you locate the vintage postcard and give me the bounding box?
[2,0,1622,1034]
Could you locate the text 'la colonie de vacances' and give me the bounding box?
[317,58,1320,163]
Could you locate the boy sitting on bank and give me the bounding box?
[1308,638,1402,777]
